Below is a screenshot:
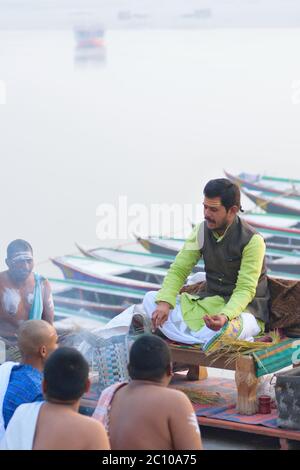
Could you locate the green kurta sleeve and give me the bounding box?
[221,233,266,320]
[155,224,202,308]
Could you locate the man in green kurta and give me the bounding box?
[142,179,270,348]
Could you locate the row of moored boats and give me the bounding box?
[52,170,300,325]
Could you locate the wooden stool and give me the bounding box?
[186,365,208,381]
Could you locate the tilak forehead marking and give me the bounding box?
[10,251,33,262]
[203,197,222,207]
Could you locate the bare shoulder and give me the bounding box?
[78,413,106,433]
[166,388,203,450]
[161,387,194,406]
[163,387,195,413]
[78,415,110,449]
[164,387,191,400]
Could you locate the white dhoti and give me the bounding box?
[0,361,18,440]
[143,291,261,348]
[0,401,43,450]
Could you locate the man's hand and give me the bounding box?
[152,301,172,330]
[203,314,228,331]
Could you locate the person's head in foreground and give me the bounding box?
[42,346,90,403]
[203,178,242,234]
[18,320,58,370]
[128,334,173,385]
[99,334,203,450]
[1,347,110,450]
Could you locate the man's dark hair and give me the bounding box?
[128,334,171,381]
[44,347,89,401]
[7,239,33,258]
[203,178,242,212]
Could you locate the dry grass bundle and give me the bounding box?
[175,387,221,405]
[204,330,281,367]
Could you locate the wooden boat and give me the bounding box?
[242,213,300,243]
[191,214,300,252]
[268,270,300,281]
[54,306,109,326]
[242,219,300,252]
[135,235,184,257]
[57,253,168,285]
[241,188,300,217]
[135,233,300,275]
[225,170,300,199]
[50,277,145,306]
[266,256,300,275]
[265,247,300,262]
[51,276,143,324]
[76,243,173,269]
[241,212,300,232]
[53,295,126,318]
[74,25,105,48]
[51,255,161,292]
[136,233,300,260]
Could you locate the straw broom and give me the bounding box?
[204,330,281,367]
[175,387,221,405]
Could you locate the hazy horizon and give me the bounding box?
[1,0,300,29]
[1,3,300,276]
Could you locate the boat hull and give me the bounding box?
[52,258,160,293]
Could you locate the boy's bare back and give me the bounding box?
[33,403,110,450]
[108,382,202,450]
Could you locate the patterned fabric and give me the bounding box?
[95,335,130,390]
[166,337,300,378]
[203,316,243,353]
[253,338,300,378]
[171,376,282,429]
[2,364,43,428]
[171,376,283,430]
[92,382,127,432]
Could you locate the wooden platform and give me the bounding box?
[198,416,300,450]
[80,372,300,450]
[170,371,300,450]
[169,343,262,410]
[169,343,236,370]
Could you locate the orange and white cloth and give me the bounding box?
[93,382,127,433]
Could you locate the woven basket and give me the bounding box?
[95,334,130,389]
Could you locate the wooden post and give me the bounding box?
[235,355,258,415]
[186,365,208,381]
